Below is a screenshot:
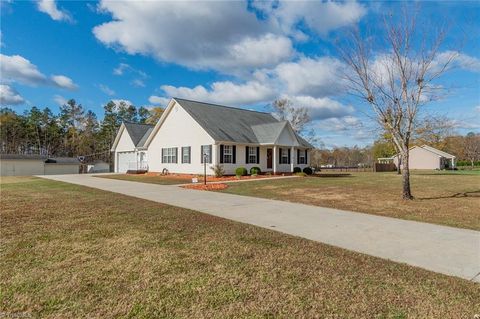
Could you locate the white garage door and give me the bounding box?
[117,152,135,173]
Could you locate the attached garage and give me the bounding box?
[117,151,136,173]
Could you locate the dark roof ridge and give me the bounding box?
[173,97,272,115]
[123,121,154,126]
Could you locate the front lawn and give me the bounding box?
[1,177,478,318]
[218,171,480,230]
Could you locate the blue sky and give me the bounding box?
[1,0,479,147]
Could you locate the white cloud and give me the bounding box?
[131,79,145,88]
[0,54,47,85]
[99,84,115,96]
[0,54,77,89]
[0,84,24,105]
[51,75,77,90]
[148,95,170,106]
[113,63,130,76]
[274,57,345,97]
[285,95,355,120]
[253,0,366,38]
[432,51,480,73]
[160,80,276,106]
[315,116,362,132]
[93,1,293,73]
[53,94,68,106]
[475,105,480,113]
[37,0,73,22]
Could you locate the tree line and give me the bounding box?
[0,99,163,166]
[309,131,480,169]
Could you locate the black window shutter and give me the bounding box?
[305,150,308,164]
[188,147,191,163]
[220,145,224,164]
[297,149,300,164]
[279,148,282,164]
[209,145,212,163]
[232,145,236,164]
[200,146,203,163]
[245,146,249,164]
[175,148,178,163]
[288,148,291,164]
[256,147,260,164]
[161,148,164,163]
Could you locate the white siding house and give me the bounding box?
[391,145,456,170]
[111,98,313,175]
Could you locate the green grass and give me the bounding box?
[1,177,479,318]
[97,173,193,185]
[217,171,480,230]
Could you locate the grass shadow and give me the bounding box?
[418,190,480,200]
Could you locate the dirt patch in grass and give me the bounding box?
[218,171,480,230]
[1,177,479,318]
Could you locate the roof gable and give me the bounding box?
[421,145,455,158]
[124,122,154,147]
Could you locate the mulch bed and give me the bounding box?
[182,183,229,191]
[145,172,292,182]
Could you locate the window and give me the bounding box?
[182,146,191,164]
[201,145,212,164]
[248,147,257,164]
[280,148,289,164]
[298,150,306,164]
[162,147,177,163]
[223,145,233,163]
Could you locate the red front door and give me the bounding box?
[267,148,273,169]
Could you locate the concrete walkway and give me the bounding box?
[40,174,480,282]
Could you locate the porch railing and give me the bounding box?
[127,161,148,171]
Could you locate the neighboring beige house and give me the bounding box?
[0,154,80,176]
[111,98,313,175]
[390,145,456,170]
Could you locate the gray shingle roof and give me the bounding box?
[0,154,47,160]
[175,98,312,147]
[124,122,154,147]
[45,157,80,164]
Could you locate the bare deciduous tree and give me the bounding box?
[337,7,459,199]
[464,132,480,169]
[272,98,310,133]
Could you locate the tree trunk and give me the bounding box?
[401,150,413,200]
[397,156,402,175]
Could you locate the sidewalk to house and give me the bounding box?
[40,174,480,282]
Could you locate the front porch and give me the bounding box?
[216,144,309,175]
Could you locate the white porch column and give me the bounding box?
[273,145,277,174]
[290,146,295,172]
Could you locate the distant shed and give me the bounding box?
[0,154,80,176]
[0,154,47,176]
[44,157,81,175]
[87,160,110,173]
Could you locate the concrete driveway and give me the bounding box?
[40,174,480,282]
